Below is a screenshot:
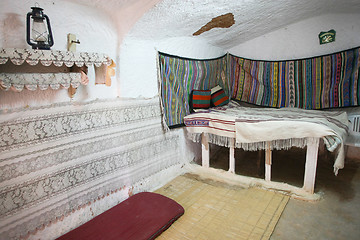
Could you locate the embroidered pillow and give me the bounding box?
[191,90,211,109]
[211,85,229,107]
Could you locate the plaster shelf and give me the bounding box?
[0,72,83,91]
[0,48,111,67]
[0,48,112,93]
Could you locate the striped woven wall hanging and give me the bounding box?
[158,52,228,128]
[229,47,360,109]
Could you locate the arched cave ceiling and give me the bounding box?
[70,0,360,49]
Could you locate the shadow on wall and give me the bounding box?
[208,144,359,202]
[2,13,27,48]
[0,89,61,109]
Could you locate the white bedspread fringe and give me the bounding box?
[188,132,309,151]
[187,132,343,175]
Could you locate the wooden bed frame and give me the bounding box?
[184,101,350,196]
[200,133,320,194]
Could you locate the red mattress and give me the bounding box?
[56,192,184,240]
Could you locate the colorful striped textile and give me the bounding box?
[230,47,360,109]
[191,90,211,109]
[159,52,228,127]
[211,85,230,106]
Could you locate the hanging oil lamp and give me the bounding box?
[26,5,54,50]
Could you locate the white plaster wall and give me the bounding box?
[229,14,360,60]
[119,36,225,98]
[0,2,198,238]
[118,35,225,169]
[29,163,187,240]
[0,0,118,109]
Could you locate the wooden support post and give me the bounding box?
[201,133,210,168]
[228,138,235,173]
[265,141,272,182]
[303,137,320,194]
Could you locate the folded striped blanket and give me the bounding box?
[184,101,349,174]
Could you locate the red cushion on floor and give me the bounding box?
[56,192,184,240]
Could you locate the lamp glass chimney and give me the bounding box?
[32,18,48,42]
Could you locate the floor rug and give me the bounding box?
[155,174,289,240]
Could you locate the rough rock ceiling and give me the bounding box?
[71,0,360,49]
[65,0,161,39]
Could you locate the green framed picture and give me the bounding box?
[319,29,336,44]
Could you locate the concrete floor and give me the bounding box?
[208,145,360,240]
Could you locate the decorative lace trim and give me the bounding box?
[0,98,182,240]
[0,99,161,152]
[0,72,83,91]
[0,48,112,67]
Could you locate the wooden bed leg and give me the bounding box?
[201,133,210,168]
[229,138,235,173]
[303,137,320,194]
[265,141,272,182]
